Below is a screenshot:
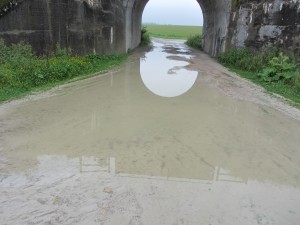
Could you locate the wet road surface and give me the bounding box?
[1,39,300,225]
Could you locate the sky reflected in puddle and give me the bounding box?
[140,40,198,97]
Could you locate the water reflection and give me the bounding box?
[1,154,300,225]
[2,39,300,224]
[140,40,198,97]
[0,155,247,187]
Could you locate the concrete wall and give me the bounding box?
[0,0,299,56]
[197,0,232,56]
[0,0,126,55]
[124,0,148,52]
[228,0,300,56]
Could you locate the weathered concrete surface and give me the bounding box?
[0,0,23,17]
[228,0,300,56]
[0,0,126,55]
[0,0,299,56]
[124,0,233,56]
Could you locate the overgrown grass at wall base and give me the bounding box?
[0,40,126,102]
[185,35,202,50]
[140,26,151,46]
[230,68,300,107]
[218,48,300,106]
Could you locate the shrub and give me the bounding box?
[54,44,72,58]
[140,26,151,46]
[258,53,297,82]
[0,39,8,64]
[217,48,278,72]
[0,65,18,87]
[218,46,300,102]
[294,67,300,90]
[0,38,126,101]
[0,39,35,66]
[185,34,202,50]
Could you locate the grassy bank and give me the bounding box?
[217,48,300,107]
[231,68,300,106]
[144,24,202,40]
[0,40,127,102]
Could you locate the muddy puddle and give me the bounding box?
[1,39,300,225]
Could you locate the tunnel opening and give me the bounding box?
[142,0,203,40]
[142,0,203,26]
[124,0,232,56]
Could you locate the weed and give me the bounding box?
[127,48,133,54]
[185,35,202,50]
[140,26,151,46]
[217,48,278,72]
[0,39,127,102]
[258,53,297,82]
[54,44,72,58]
[218,48,300,105]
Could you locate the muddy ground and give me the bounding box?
[1,39,300,225]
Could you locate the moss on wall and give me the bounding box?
[232,0,239,9]
[0,0,11,9]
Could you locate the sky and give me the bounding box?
[142,0,203,26]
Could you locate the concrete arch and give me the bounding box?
[124,0,232,56]
[0,0,299,56]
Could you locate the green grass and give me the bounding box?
[0,40,127,102]
[185,35,202,50]
[144,24,203,40]
[0,57,127,102]
[0,57,126,102]
[140,26,151,46]
[217,48,300,107]
[229,67,300,108]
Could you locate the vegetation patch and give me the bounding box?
[231,0,240,9]
[218,48,300,106]
[140,26,151,46]
[144,24,203,40]
[0,39,127,102]
[0,0,10,9]
[185,35,202,50]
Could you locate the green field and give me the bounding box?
[144,24,203,40]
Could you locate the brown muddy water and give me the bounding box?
[1,39,300,225]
